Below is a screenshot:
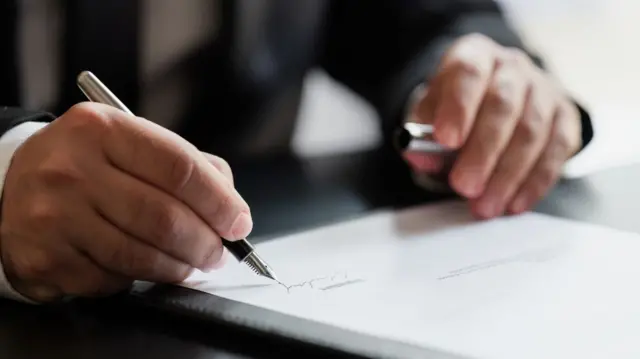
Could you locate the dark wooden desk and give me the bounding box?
[0,147,637,359]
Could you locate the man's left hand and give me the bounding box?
[404,33,582,219]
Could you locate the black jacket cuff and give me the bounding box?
[574,102,594,153]
[0,107,56,136]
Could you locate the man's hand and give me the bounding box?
[0,103,251,302]
[404,34,582,219]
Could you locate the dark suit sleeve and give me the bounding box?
[0,107,56,136]
[319,0,593,151]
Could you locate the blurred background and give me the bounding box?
[292,0,640,177]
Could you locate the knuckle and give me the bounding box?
[133,250,163,279]
[452,58,484,80]
[213,191,235,220]
[27,200,64,230]
[148,203,183,247]
[166,151,195,195]
[12,250,56,281]
[526,101,546,125]
[131,192,183,247]
[36,160,84,189]
[553,132,574,157]
[206,154,234,184]
[63,103,112,134]
[128,191,148,222]
[515,52,533,68]
[505,47,532,66]
[475,138,497,163]
[140,250,163,277]
[486,83,516,116]
[66,102,99,120]
[446,91,469,121]
[200,239,223,268]
[106,238,159,279]
[128,190,184,249]
[209,155,230,171]
[515,118,539,145]
[536,164,558,188]
[103,238,132,273]
[214,157,233,178]
[463,32,493,46]
[494,152,520,176]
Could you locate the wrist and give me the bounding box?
[0,122,48,303]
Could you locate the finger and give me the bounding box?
[508,106,577,214]
[412,82,440,125]
[1,244,64,302]
[11,283,62,303]
[205,248,231,272]
[449,56,530,199]
[471,81,556,218]
[202,152,234,185]
[89,165,224,271]
[95,105,252,240]
[74,207,195,283]
[432,34,498,148]
[403,152,445,174]
[53,246,132,297]
[1,240,129,300]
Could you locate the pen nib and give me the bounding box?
[244,252,280,282]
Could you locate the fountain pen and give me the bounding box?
[76,71,279,281]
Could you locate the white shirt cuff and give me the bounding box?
[0,121,48,303]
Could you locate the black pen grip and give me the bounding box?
[221,238,254,262]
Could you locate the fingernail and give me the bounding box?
[204,249,229,272]
[511,194,529,214]
[477,199,498,219]
[436,123,459,148]
[31,285,62,302]
[229,212,253,240]
[454,173,481,198]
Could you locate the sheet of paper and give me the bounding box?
[182,201,640,359]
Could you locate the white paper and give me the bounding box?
[182,201,640,359]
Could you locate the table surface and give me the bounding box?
[1,146,638,359]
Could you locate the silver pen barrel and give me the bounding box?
[77,71,134,115]
[76,71,279,281]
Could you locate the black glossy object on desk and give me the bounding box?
[1,148,640,359]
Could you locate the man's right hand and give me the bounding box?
[0,102,252,302]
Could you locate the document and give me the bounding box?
[182,201,640,359]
